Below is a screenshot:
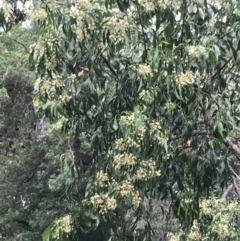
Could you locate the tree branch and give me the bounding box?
[211,57,232,80]
[233,177,240,196]
[12,38,29,53]
[222,183,233,198]
[224,138,240,158]
[169,128,240,159]
[168,130,208,142]
[76,65,89,73]
[101,54,119,80]
[68,137,75,166]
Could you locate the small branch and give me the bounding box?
[101,54,119,80]
[164,201,172,222]
[233,177,240,196]
[228,72,240,84]
[228,164,240,180]
[24,173,35,183]
[180,0,187,72]
[169,127,240,160]
[68,137,75,166]
[139,18,147,61]
[76,65,89,73]
[168,130,208,142]
[229,71,240,78]
[222,183,233,198]
[211,57,232,81]
[224,138,240,158]
[21,101,34,116]
[12,39,29,53]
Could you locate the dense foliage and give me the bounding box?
[1,0,240,240]
[0,26,94,241]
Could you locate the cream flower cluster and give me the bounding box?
[113,154,160,180]
[217,0,231,10]
[149,120,162,133]
[165,102,176,110]
[113,153,136,169]
[77,0,99,9]
[36,77,51,96]
[168,233,181,241]
[45,57,57,71]
[96,170,109,182]
[157,0,181,11]
[53,215,72,239]
[1,1,11,15]
[50,117,68,131]
[98,43,108,58]
[119,115,164,146]
[144,1,155,12]
[149,120,163,144]
[120,113,135,127]
[96,170,109,187]
[30,43,45,62]
[68,0,100,16]
[50,73,63,88]
[135,159,161,180]
[35,73,69,102]
[119,179,134,196]
[139,0,181,12]
[149,86,159,96]
[200,199,211,215]
[103,15,129,44]
[138,64,153,78]
[27,8,47,21]
[69,6,85,19]
[186,45,208,59]
[136,127,146,143]
[187,220,201,241]
[68,1,100,32]
[115,137,140,151]
[90,194,117,214]
[59,90,69,104]
[139,90,154,103]
[118,180,141,206]
[176,71,195,86]
[199,197,238,239]
[75,27,84,41]
[168,196,240,241]
[91,156,161,213]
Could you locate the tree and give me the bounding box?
[0,24,36,240]
[2,0,240,240]
[0,25,94,241]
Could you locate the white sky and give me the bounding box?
[0,0,33,28]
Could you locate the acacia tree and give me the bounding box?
[2,0,240,240]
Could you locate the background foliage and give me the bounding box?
[0,25,93,241]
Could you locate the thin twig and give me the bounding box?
[211,57,232,80]
[68,137,75,166]
[21,101,33,115]
[233,177,240,196]
[76,65,89,73]
[229,165,240,180]
[12,39,29,53]
[180,0,187,73]
[139,17,147,61]
[101,54,119,80]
